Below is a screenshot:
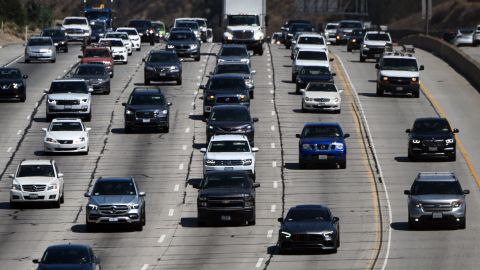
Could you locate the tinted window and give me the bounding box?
[352,29,365,36]
[195,20,207,27]
[216,64,250,74]
[100,39,123,47]
[299,66,330,76]
[129,94,165,105]
[106,33,128,40]
[0,69,21,79]
[50,81,88,94]
[286,209,331,221]
[93,180,136,196]
[85,11,110,20]
[412,119,451,133]
[291,24,313,32]
[28,38,52,46]
[84,49,110,58]
[365,33,390,41]
[177,22,199,29]
[64,18,87,25]
[298,36,324,45]
[91,24,105,31]
[209,141,250,152]
[339,22,363,29]
[297,51,327,60]
[303,126,342,138]
[169,32,195,40]
[228,15,259,26]
[307,83,337,92]
[209,78,246,90]
[148,53,178,62]
[412,181,463,195]
[220,47,248,57]
[50,122,83,131]
[326,24,337,30]
[459,29,474,34]
[202,174,249,188]
[210,108,250,121]
[41,247,90,264]
[17,165,55,177]
[117,28,137,35]
[75,65,106,76]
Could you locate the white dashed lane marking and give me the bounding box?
[255,258,264,268]
[271,204,276,212]
[174,184,180,192]
[158,234,166,243]
[168,209,174,216]
[267,229,273,238]
[273,181,278,188]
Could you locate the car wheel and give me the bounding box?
[458,218,466,229]
[339,159,347,169]
[251,173,256,181]
[141,208,146,226]
[299,159,306,169]
[194,55,201,61]
[301,102,307,112]
[408,217,418,230]
[347,47,352,52]
[124,126,133,134]
[449,153,456,162]
[84,113,92,122]
[360,55,365,62]
[249,90,254,99]
[376,86,384,97]
[144,78,150,85]
[137,48,141,51]
[413,90,420,98]
[248,218,256,226]
[46,114,53,122]
[164,123,170,133]
[110,72,114,78]
[335,109,341,114]
[52,198,61,208]
[291,74,296,82]
[83,147,89,155]
[25,58,30,63]
[19,96,26,103]
[285,45,290,49]
[203,112,209,118]
[51,59,56,63]
[197,219,206,227]
[176,78,182,85]
[295,85,300,94]
[408,151,417,162]
[257,48,264,56]
[64,47,68,53]
[9,201,18,209]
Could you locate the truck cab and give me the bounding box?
[84,5,113,31]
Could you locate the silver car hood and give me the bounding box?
[89,195,138,205]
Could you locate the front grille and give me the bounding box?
[315,144,331,150]
[313,98,330,102]
[155,67,168,73]
[292,234,325,242]
[56,100,80,105]
[207,197,244,208]
[66,29,84,34]
[1,84,12,89]
[232,30,254,40]
[389,77,412,85]
[422,140,445,147]
[25,196,45,200]
[22,185,46,192]
[175,45,190,50]
[422,203,452,212]
[216,96,239,104]
[217,126,244,132]
[98,205,129,215]
[58,140,73,144]
[214,160,243,166]
[136,111,157,119]
[367,46,385,54]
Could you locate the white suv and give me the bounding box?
[360,31,392,62]
[201,135,258,179]
[10,160,64,208]
[62,17,91,42]
[292,48,332,82]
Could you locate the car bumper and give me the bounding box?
[47,106,90,115]
[125,117,169,128]
[379,82,419,94]
[409,206,465,221]
[204,165,254,176]
[303,100,341,111]
[279,236,337,250]
[87,211,141,224]
[25,52,55,61]
[112,53,128,62]
[409,144,455,157]
[66,34,90,41]
[10,189,60,202]
[299,150,346,163]
[0,88,25,100]
[44,141,88,153]
[145,69,181,80]
[224,39,263,49]
[198,207,255,223]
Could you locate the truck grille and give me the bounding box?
[216,96,239,104]
[22,185,46,192]
[213,160,243,166]
[98,205,129,215]
[233,30,254,40]
[422,203,452,212]
[136,111,157,119]
[389,77,412,85]
[207,197,244,208]
[57,100,80,105]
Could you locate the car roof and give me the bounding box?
[205,170,249,176]
[131,87,163,96]
[97,177,133,182]
[116,27,136,30]
[150,49,176,55]
[29,36,51,40]
[51,118,83,123]
[414,117,447,122]
[45,243,90,250]
[290,204,329,211]
[211,134,248,141]
[221,44,247,48]
[298,33,323,38]
[416,172,457,182]
[211,73,245,79]
[77,63,106,67]
[339,20,362,23]
[382,53,416,60]
[21,159,53,166]
[304,122,341,127]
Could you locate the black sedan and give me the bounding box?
[296,66,335,93]
[0,68,28,102]
[70,63,111,94]
[143,50,182,85]
[41,28,68,53]
[346,29,365,52]
[278,205,340,253]
[205,105,258,145]
[166,30,201,61]
[33,243,100,270]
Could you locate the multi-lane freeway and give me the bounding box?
[0,38,479,270]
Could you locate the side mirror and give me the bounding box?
[299,89,305,93]
[404,190,411,195]
[57,173,64,178]
[251,147,259,152]
[199,85,206,90]
[251,70,256,75]
[78,55,83,58]
[192,183,200,189]
[464,189,470,194]
[332,216,340,223]
[142,58,146,62]
[375,63,379,69]
[252,117,259,122]
[419,65,425,71]
[84,192,91,197]
[9,174,14,179]
[331,72,336,76]
[329,58,334,62]
[453,128,459,133]
[44,89,49,94]
[139,191,146,197]
[209,71,213,75]
[88,87,94,93]
[42,128,47,132]
[121,102,127,106]
[32,259,39,264]
[253,183,260,188]
[167,102,172,106]
[200,148,207,153]
[344,133,350,138]
[23,74,28,79]
[277,217,283,223]
[199,96,204,100]
[295,134,301,138]
[405,129,411,133]
[86,127,92,131]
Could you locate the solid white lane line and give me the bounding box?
[179,163,184,170]
[267,63,271,66]
[271,204,276,212]
[197,75,201,79]
[140,264,149,270]
[268,82,273,85]
[158,234,166,243]
[270,125,275,131]
[268,75,272,78]
[6,147,12,153]
[255,258,264,268]
[198,69,203,73]
[273,181,278,188]
[270,99,274,103]
[272,161,277,167]
[174,184,180,191]
[168,209,174,216]
[267,229,273,238]
[271,142,275,148]
[5,55,23,67]
[185,127,190,133]
[182,145,187,150]
[194,91,198,95]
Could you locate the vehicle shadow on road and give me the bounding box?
[5,202,56,209]
[71,224,137,233]
[192,143,207,150]
[284,162,338,170]
[395,156,452,163]
[287,91,300,95]
[394,156,410,163]
[283,65,292,68]
[133,82,178,86]
[281,80,294,84]
[391,221,458,231]
[189,114,205,121]
[358,92,416,99]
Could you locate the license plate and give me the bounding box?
[318,155,328,160]
[374,54,381,57]
[432,212,443,219]
[396,87,404,91]
[142,119,150,123]
[29,193,38,199]
[65,105,72,109]
[221,215,231,221]
[159,72,166,76]
[429,147,438,152]
[224,167,234,170]
[108,217,118,222]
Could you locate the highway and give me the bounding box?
[0,39,479,270]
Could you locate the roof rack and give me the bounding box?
[382,44,415,57]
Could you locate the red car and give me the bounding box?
[79,46,114,78]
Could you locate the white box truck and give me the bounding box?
[222,0,266,55]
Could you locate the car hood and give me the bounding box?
[304,91,339,100]
[209,121,252,128]
[364,40,390,46]
[82,57,111,63]
[63,24,90,30]
[14,176,56,185]
[301,137,344,145]
[298,75,333,83]
[48,93,90,100]
[199,188,251,197]
[46,131,86,140]
[125,104,167,112]
[90,195,138,205]
[295,44,327,51]
[410,132,453,140]
[37,264,94,270]
[282,221,335,233]
[227,25,262,32]
[205,152,253,160]
[380,70,419,78]
[295,59,330,67]
[412,194,464,202]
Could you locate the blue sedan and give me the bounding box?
[296,122,349,169]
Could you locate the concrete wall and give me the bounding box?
[400,34,480,90]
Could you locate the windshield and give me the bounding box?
[28,38,52,46]
[220,47,248,57]
[41,247,90,264]
[177,22,199,29]
[381,58,418,71]
[64,18,87,25]
[17,165,55,177]
[84,49,110,58]
[209,78,245,90]
[0,69,21,79]
[307,83,337,92]
[216,64,249,74]
[228,15,259,26]
[129,95,165,105]
[286,209,331,221]
[93,180,136,196]
[129,20,151,28]
[412,119,451,133]
[297,51,327,60]
[298,36,324,45]
[50,81,88,94]
[303,126,342,138]
[326,24,337,30]
[86,11,110,20]
[299,66,330,76]
[50,122,83,131]
[42,30,65,37]
[459,29,474,34]
[202,174,249,188]
[352,30,365,36]
[209,140,250,152]
[75,65,106,76]
[210,108,250,121]
[291,24,313,32]
[91,24,105,31]
[106,33,128,40]
[169,32,195,40]
[412,181,463,195]
[195,19,207,27]
[148,53,177,62]
[100,39,123,47]
[153,23,165,31]
[365,33,390,41]
[118,29,137,35]
[339,22,363,29]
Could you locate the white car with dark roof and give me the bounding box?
[43,118,91,154]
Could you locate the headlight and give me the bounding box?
[170,65,179,71]
[47,183,58,190]
[205,159,216,166]
[305,97,312,101]
[48,98,55,103]
[82,99,88,103]
[46,137,58,143]
[11,183,21,190]
[218,59,225,63]
[281,231,291,238]
[12,83,22,89]
[75,137,86,143]
[224,32,233,39]
[167,44,175,49]
[332,142,344,150]
[162,109,168,115]
[208,125,214,130]
[362,44,367,48]
[191,44,198,49]
[334,97,340,103]
[245,196,254,207]
[207,95,215,101]
[98,33,104,37]
[411,77,418,82]
[239,95,248,102]
[446,138,454,144]
[302,144,312,150]
[130,203,140,209]
[88,204,98,210]
[352,38,356,42]
[198,196,207,201]
[243,159,252,166]
[415,202,422,208]
[322,231,334,239]
[382,76,389,81]
[126,109,133,115]
[411,139,421,144]
[240,58,249,63]
[452,200,464,208]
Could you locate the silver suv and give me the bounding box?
[404,172,469,229]
[84,177,146,231]
[45,79,93,122]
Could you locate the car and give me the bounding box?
[217,44,250,66]
[296,122,349,169]
[152,21,167,41]
[128,19,154,42]
[300,82,342,113]
[143,50,182,85]
[285,22,315,49]
[376,49,424,97]
[174,19,201,40]
[295,66,335,94]
[89,20,107,43]
[98,38,128,64]
[346,29,365,52]
[41,28,68,52]
[205,105,258,145]
[474,24,480,46]
[291,33,327,60]
[166,30,201,61]
[43,118,90,154]
[24,36,56,63]
[271,32,282,44]
[9,159,64,208]
[211,61,256,98]
[105,31,133,55]
[45,79,93,122]
[200,74,250,117]
[116,27,142,51]
[281,19,312,44]
[33,244,100,270]
[201,134,258,179]
[334,20,363,45]
[324,22,339,44]
[292,48,332,82]
[404,172,469,229]
[278,205,340,253]
[360,31,392,62]
[122,87,172,133]
[194,171,260,226]
[62,16,91,42]
[84,177,146,231]
[79,46,114,77]
[453,28,475,47]
[406,117,459,161]
[70,63,111,94]
[0,67,28,102]
[175,17,209,41]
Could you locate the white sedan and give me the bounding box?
[43,118,90,154]
[301,82,343,113]
[116,27,141,51]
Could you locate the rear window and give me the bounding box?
[28,38,52,46]
[297,51,327,61]
[74,65,106,76]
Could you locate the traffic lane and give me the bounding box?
[331,46,480,269]
[0,43,24,65]
[0,45,152,269]
[459,46,480,64]
[262,45,381,269]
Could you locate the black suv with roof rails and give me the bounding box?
[205,105,258,145]
[41,28,68,52]
[143,50,182,85]
[166,30,201,61]
[122,87,172,133]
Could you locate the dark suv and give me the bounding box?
[70,63,111,94]
[205,105,258,145]
[41,28,68,52]
[201,74,250,117]
[128,19,153,42]
[122,87,172,133]
[406,117,458,161]
[296,66,335,93]
[211,62,255,98]
[193,171,260,226]
[143,50,182,85]
[33,244,100,270]
[0,68,28,102]
[166,31,201,61]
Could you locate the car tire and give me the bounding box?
[51,59,56,63]
[60,189,64,204]
[19,96,26,103]
[52,198,61,208]
[137,48,141,51]
[295,85,300,94]
[164,123,170,133]
[197,219,206,227]
[408,151,417,162]
[203,112,209,118]
[285,45,290,49]
[458,219,466,229]
[335,109,341,114]
[83,147,89,155]
[299,159,306,169]
[408,217,418,230]
[360,55,365,62]
[25,59,30,63]
[176,78,182,85]
[301,102,307,113]
[194,55,201,61]
[249,90,254,99]
[339,159,347,169]
[257,48,264,56]
[9,201,18,209]
[376,86,384,97]
[124,126,133,134]
[251,173,256,181]
[144,78,150,85]
[449,153,456,162]
[413,90,420,98]
[84,113,92,122]
[291,74,296,82]
[248,218,256,226]
[347,47,352,52]
[110,72,114,78]
[64,47,68,53]
[141,208,146,226]
[46,114,53,122]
